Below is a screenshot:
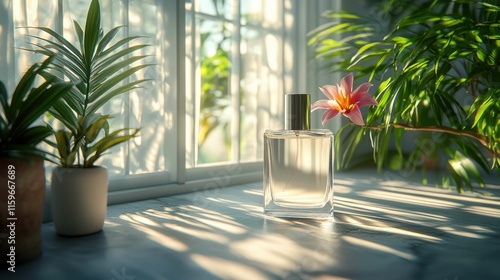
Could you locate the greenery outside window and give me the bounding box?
[185,0,298,168]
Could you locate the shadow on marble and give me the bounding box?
[2,170,500,279]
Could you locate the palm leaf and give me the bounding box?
[73,20,85,53]
[26,36,86,74]
[39,71,84,114]
[1,59,72,159]
[11,80,74,137]
[86,66,152,113]
[0,81,10,114]
[81,113,111,143]
[83,0,101,63]
[16,125,53,146]
[95,36,147,61]
[94,26,124,55]
[84,128,139,167]
[87,79,152,115]
[23,0,151,167]
[54,130,71,164]
[8,63,39,121]
[91,54,150,87]
[26,28,85,67]
[49,100,79,133]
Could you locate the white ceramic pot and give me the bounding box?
[51,166,108,236]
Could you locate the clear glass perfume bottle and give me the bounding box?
[263,93,334,219]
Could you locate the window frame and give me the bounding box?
[0,1,340,221]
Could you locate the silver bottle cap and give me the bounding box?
[285,93,310,130]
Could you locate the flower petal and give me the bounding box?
[327,99,343,112]
[340,73,354,95]
[321,109,340,126]
[311,100,331,111]
[343,105,365,126]
[319,85,337,100]
[352,92,378,107]
[351,82,373,97]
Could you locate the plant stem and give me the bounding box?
[366,123,499,157]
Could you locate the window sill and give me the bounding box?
[6,168,500,279]
[42,166,262,223]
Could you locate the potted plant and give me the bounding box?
[0,60,73,263]
[27,0,151,236]
[309,0,500,192]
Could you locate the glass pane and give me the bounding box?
[13,0,59,80]
[127,0,168,175]
[240,26,283,162]
[241,0,282,28]
[241,0,261,25]
[185,10,196,168]
[197,0,234,20]
[239,26,261,161]
[187,0,287,166]
[197,19,233,164]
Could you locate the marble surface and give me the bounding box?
[2,169,500,280]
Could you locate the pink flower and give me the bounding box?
[311,73,378,126]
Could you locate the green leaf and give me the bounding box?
[16,125,53,146]
[82,113,111,143]
[11,80,74,137]
[23,0,152,166]
[339,125,366,169]
[83,0,101,63]
[0,81,9,114]
[0,58,73,159]
[81,113,107,130]
[87,76,152,115]
[74,20,85,52]
[84,128,139,167]
[394,128,404,158]
[308,22,352,45]
[94,25,124,55]
[8,63,39,121]
[473,97,494,127]
[91,54,150,88]
[0,146,46,159]
[27,29,85,69]
[54,130,71,162]
[95,36,146,61]
[39,71,84,114]
[49,101,78,133]
[350,42,382,64]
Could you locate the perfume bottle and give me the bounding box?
[263,93,334,219]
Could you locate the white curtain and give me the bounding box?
[0,0,176,182]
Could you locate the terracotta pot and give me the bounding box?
[0,157,45,265]
[51,166,108,236]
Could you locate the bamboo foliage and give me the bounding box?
[309,0,500,192]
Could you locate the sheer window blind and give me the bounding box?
[0,0,329,201]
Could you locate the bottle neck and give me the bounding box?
[285,93,310,130]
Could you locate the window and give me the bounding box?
[0,0,331,202]
[185,0,296,167]
[4,0,177,192]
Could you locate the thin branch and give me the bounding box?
[366,123,499,157]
